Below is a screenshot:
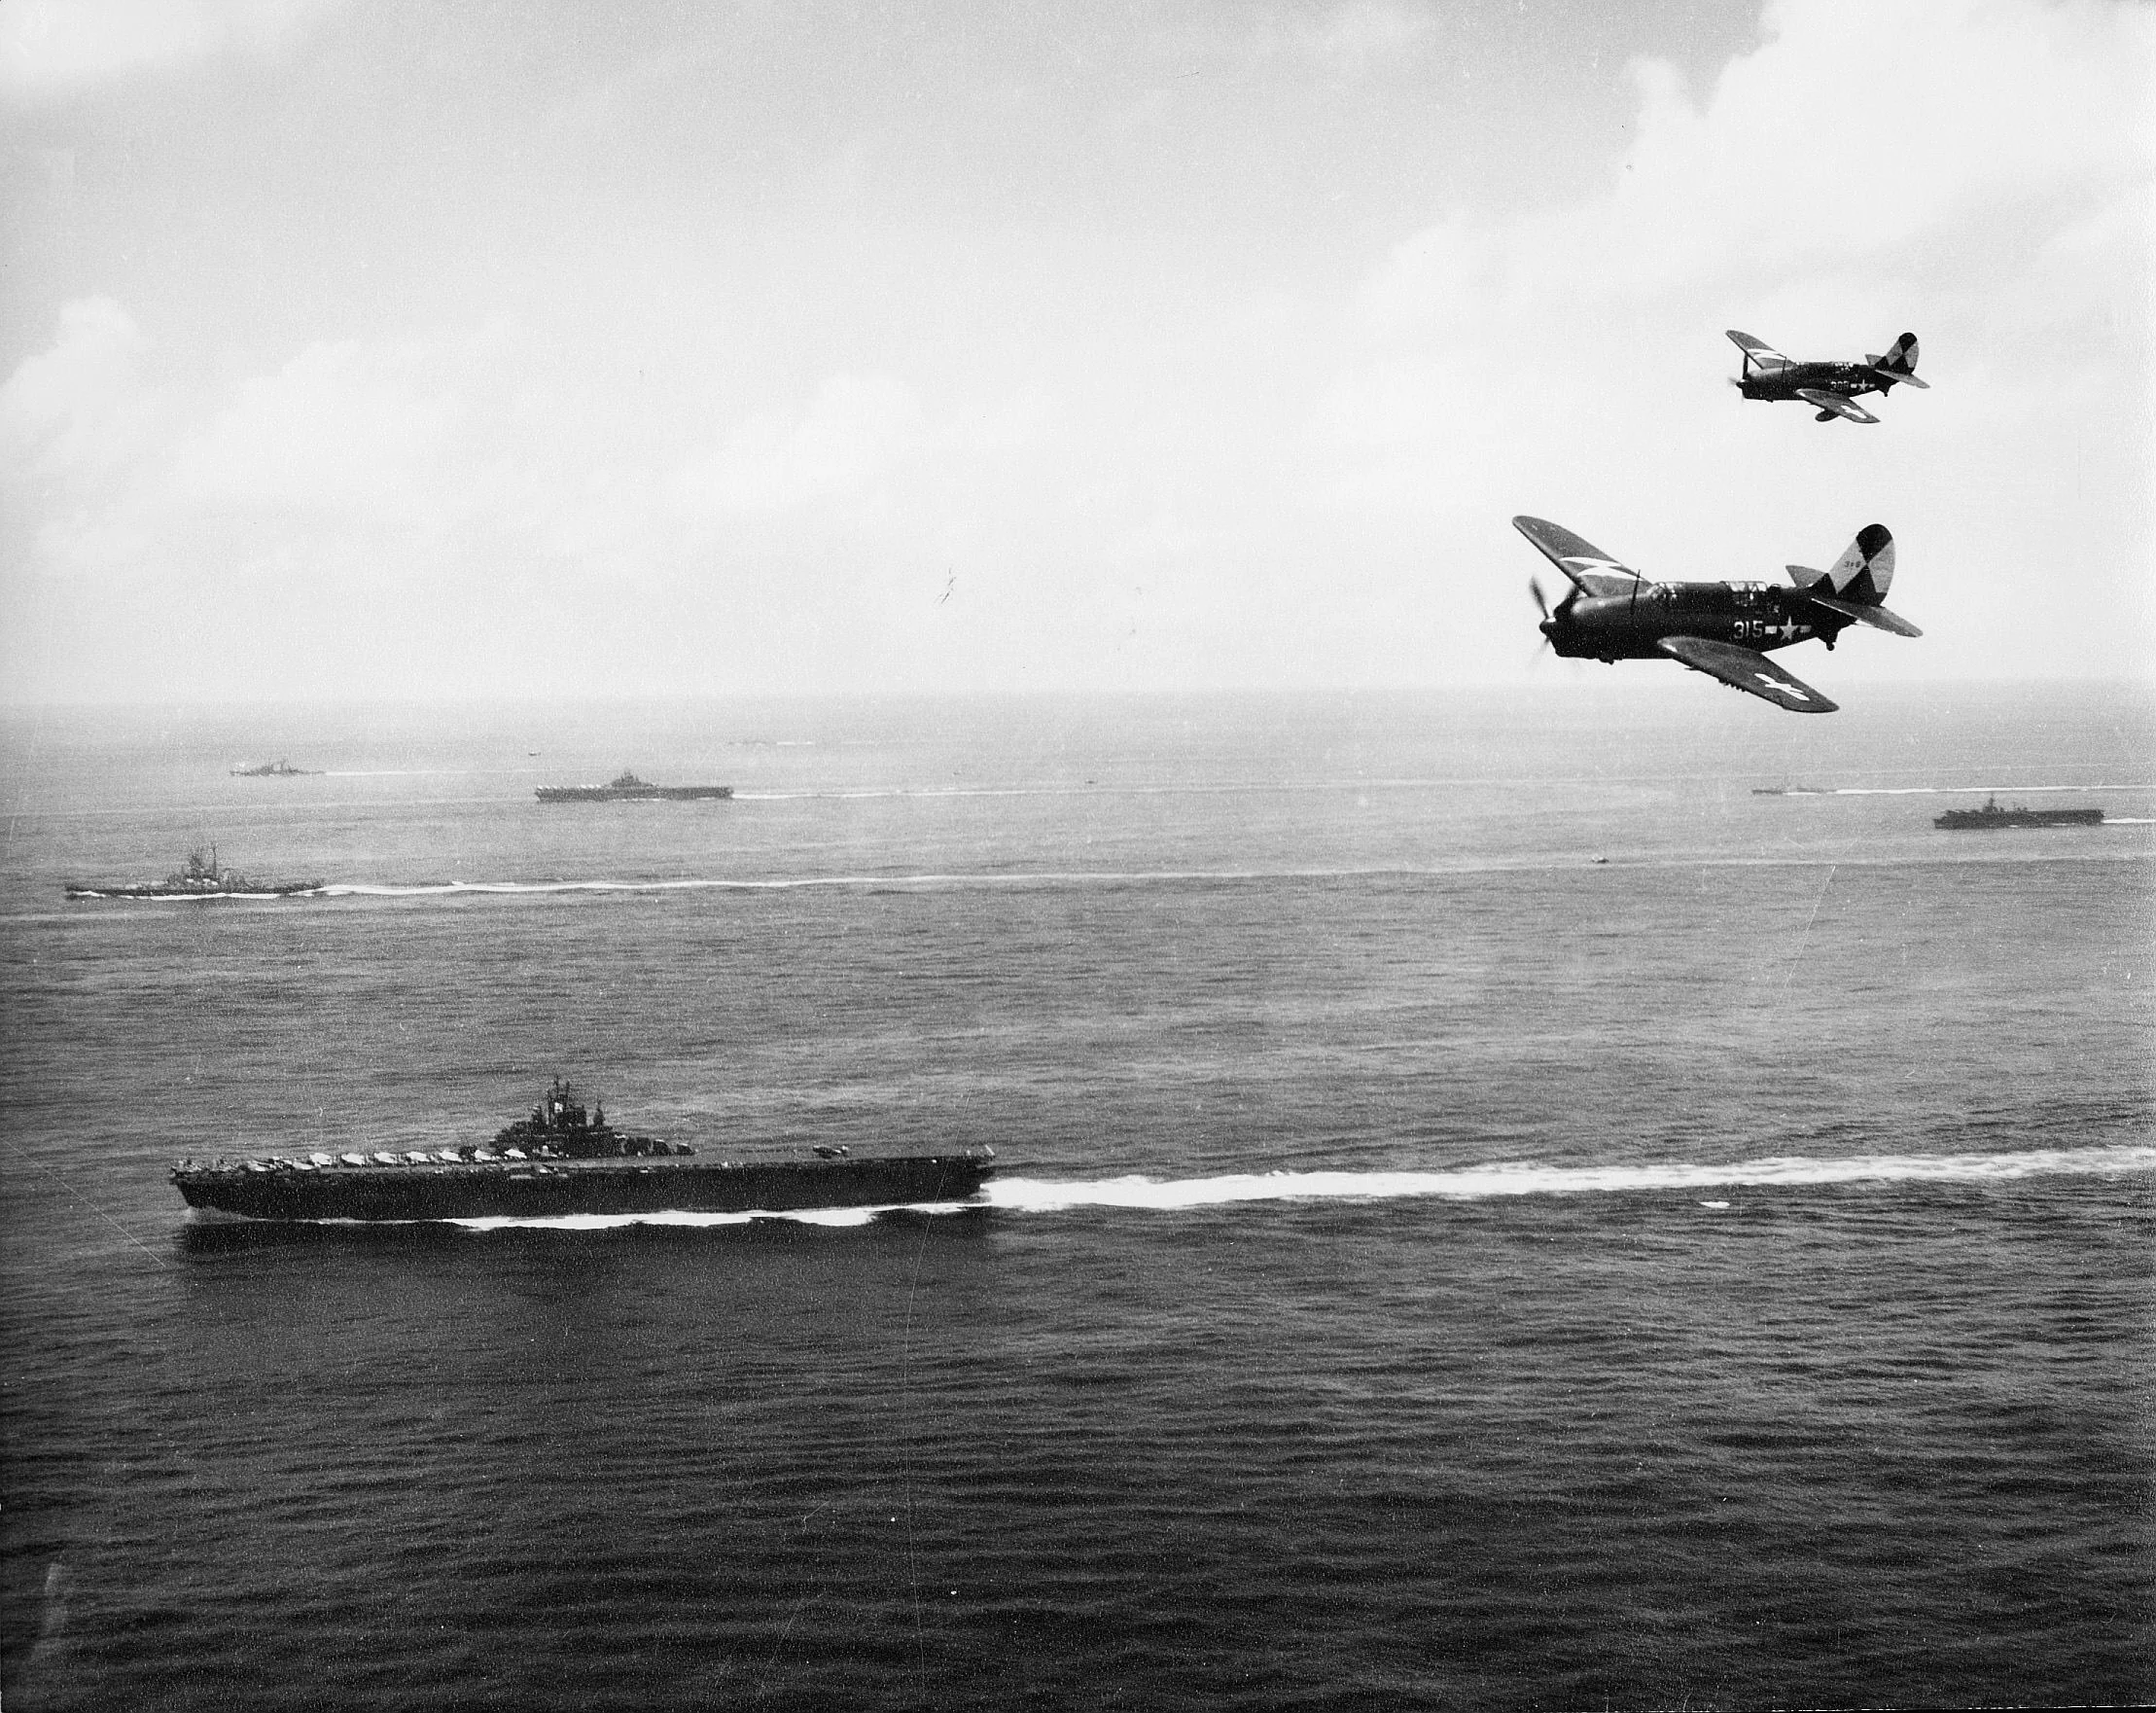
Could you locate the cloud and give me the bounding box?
[1294,2,1444,76]
[3,300,984,592]
[1147,1,1444,79]
[0,296,158,480]
[0,299,1052,699]
[166,338,468,518]
[0,298,172,583]
[676,375,930,515]
[1354,0,2149,334]
[0,0,341,97]
[2,308,510,613]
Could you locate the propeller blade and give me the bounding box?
[1529,576,1550,621]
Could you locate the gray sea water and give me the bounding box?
[2,682,2151,1710]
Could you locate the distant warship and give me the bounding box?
[535,770,733,803]
[65,847,324,900]
[1934,798,2104,831]
[230,759,317,776]
[172,1080,996,1222]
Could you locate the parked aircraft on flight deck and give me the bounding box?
[1514,515,1921,714]
[1726,329,1928,423]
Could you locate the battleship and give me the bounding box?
[1933,798,2105,831]
[65,847,324,900]
[230,759,318,776]
[536,770,733,803]
[172,1080,996,1222]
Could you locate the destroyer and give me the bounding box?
[1934,797,2104,830]
[230,759,317,776]
[66,847,323,900]
[536,770,733,803]
[172,1080,996,1222]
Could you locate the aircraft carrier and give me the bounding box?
[172,1081,995,1222]
[535,770,733,802]
[1933,798,2104,831]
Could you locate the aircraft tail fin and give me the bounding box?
[1868,332,1928,388]
[1788,523,1893,603]
[1791,524,1917,636]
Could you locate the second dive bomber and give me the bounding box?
[1514,516,1920,714]
[1727,329,1927,424]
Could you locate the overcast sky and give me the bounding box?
[2,0,2149,703]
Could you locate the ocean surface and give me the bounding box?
[1,682,2150,1711]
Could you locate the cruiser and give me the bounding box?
[535,770,733,803]
[66,847,324,900]
[172,1080,996,1222]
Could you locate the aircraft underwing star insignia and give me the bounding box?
[1795,388,1879,424]
[1654,637,1835,713]
[1514,516,1922,715]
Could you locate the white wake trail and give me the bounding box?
[1827,784,2149,796]
[983,1145,2156,1212]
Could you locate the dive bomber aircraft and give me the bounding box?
[1727,329,1927,423]
[1514,515,1920,714]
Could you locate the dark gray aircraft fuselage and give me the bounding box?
[1737,360,1887,404]
[1544,582,1834,661]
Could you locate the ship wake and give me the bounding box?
[986,1145,2155,1213]
[1821,783,2150,796]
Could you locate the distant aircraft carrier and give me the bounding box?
[535,770,733,802]
[1934,798,2104,830]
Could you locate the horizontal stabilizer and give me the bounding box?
[1657,635,1837,713]
[1511,517,1644,598]
[1796,388,1878,424]
[1801,592,1922,637]
[1877,369,1928,389]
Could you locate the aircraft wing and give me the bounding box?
[1656,636,1838,713]
[1511,517,1645,598]
[1795,388,1878,424]
[1726,330,1792,371]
